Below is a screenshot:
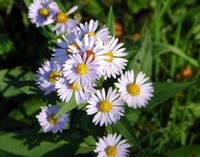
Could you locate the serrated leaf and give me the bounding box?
[106,6,115,36]
[113,117,144,152]
[146,81,196,110]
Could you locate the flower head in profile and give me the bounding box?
[53,6,79,35]
[78,19,110,42]
[36,59,62,95]
[28,0,59,27]
[36,104,69,133]
[95,133,131,157]
[115,70,154,108]
[62,53,99,86]
[98,37,128,79]
[55,78,95,104]
[86,87,124,126]
[53,31,81,64]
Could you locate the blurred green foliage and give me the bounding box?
[0,0,200,156]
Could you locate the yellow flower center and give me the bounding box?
[76,63,88,76]
[127,83,140,96]
[105,146,117,157]
[99,100,112,112]
[69,82,79,90]
[86,50,95,61]
[56,12,68,23]
[86,32,96,38]
[39,8,49,17]
[48,71,60,83]
[48,116,58,124]
[104,52,113,62]
[69,43,79,49]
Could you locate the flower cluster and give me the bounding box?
[32,1,154,156]
[28,0,79,35]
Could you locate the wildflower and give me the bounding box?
[62,53,99,86]
[95,133,130,157]
[36,59,62,95]
[36,104,69,133]
[53,6,79,35]
[86,87,124,126]
[55,78,95,104]
[28,0,59,27]
[115,70,154,108]
[78,19,110,42]
[53,31,81,64]
[99,37,128,79]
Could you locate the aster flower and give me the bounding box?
[86,87,124,126]
[62,53,99,86]
[74,35,108,62]
[36,104,69,133]
[98,37,128,79]
[95,133,131,157]
[36,59,62,95]
[53,31,81,64]
[28,0,59,27]
[78,19,110,42]
[55,78,95,104]
[115,70,154,108]
[53,6,79,35]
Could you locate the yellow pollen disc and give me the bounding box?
[86,32,96,38]
[69,82,79,90]
[99,100,112,112]
[56,12,68,23]
[48,116,58,124]
[48,71,60,83]
[86,50,95,61]
[105,146,117,157]
[127,83,140,96]
[69,43,79,49]
[76,63,88,76]
[104,52,113,62]
[39,8,49,17]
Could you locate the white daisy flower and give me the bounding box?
[74,35,108,62]
[36,104,69,133]
[78,19,110,42]
[53,31,81,64]
[53,6,79,35]
[98,37,128,79]
[55,78,95,104]
[36,59,62,95]
[62,53,99,86]
[115,70,154,108]
[86,87,124,126]
[95,133,131,157]
[28,0,59,27]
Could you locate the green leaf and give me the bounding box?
[146,81,196,110]
[75,142,95,155]
[127,30,152,76]
[152,43,199,67]
[0,130,81,157]
[113,117,144,152]
[166,145,200,157]
[0,33,14,56]
[83,135,96,146]
[4,80,37,95]
[106,6,115,36]
[54,94,78,118]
